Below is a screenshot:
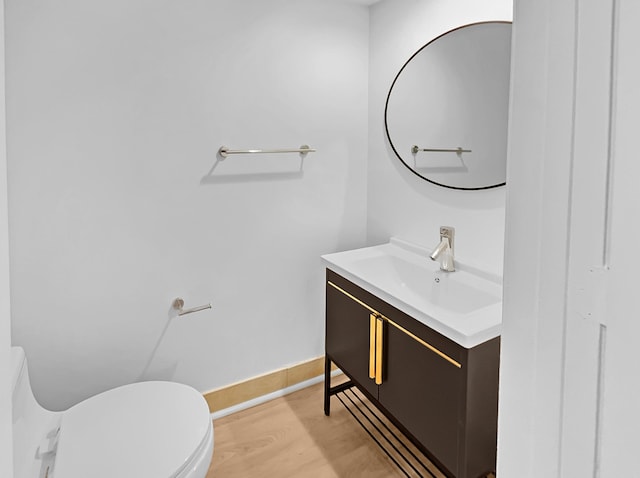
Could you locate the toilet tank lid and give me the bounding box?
[54,381,212,478]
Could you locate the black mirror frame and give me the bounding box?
[384,21,511,191]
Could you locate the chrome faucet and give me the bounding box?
[430,226,455,272]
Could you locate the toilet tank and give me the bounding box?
[11,347,61,478]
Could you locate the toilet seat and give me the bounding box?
[53,381,212,478]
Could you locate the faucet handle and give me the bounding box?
[439,226,455,253]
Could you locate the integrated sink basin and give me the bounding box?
[321,238,502,348]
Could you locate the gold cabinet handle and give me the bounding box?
[369,314,377,379]
[375,316,384,385]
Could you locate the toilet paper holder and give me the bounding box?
[172,298,212,317]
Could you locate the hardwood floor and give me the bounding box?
[207,381,446,477]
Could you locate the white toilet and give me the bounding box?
[11,346,214,478]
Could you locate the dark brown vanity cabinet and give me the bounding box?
[324,269,499,478]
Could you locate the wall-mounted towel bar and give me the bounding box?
[172,297,212,317]
[218,145,316,158]
[411,145,472,154]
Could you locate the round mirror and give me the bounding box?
[385,22,512,190]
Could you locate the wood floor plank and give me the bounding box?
[207,382,406,477]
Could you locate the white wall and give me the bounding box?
[368,0,512,275]
[6,0,369,410]
[0,0,14,473]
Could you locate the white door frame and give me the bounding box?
[499,0,640,476]
[0,0,13,474]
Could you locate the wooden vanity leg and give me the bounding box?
[324,354,331,416]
